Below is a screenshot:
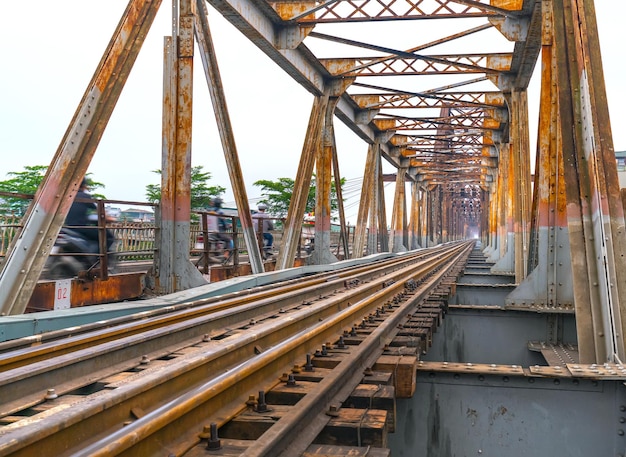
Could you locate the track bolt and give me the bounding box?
[206,423,222,450]
[140,355,150,365]
[363,367,374,376]
[304,353,315,372]
[256,391,269,413]
[350,326,357,336]
[337,336,346,349]
[202,334,211,342]
[321,344,328,356]
[287,374,297,386]
[45,388,58,400]
[246,395,257,408]
[326,404,341,417]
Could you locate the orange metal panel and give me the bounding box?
[27,273,146,313]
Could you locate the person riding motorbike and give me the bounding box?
[256,203,274,257]
[207,197,234,261]
[44,178,115,278]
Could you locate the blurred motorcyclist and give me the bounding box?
[208,197,233,258]
[256,203,274,255]
[65,178,114,250]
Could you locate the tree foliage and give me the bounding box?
[0,165,105,216]
[253,176,344,218]
[145,166,225,210]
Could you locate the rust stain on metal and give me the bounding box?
[27,273,146,312]
[271,1,316,21]
[492,0,523,11]
[485,93,506,106]
[95,0,146,92]
[486,54,513,72]
[319,58,358,76]
[372,119,397,131]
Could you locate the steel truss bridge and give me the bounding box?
[1,0,625,455]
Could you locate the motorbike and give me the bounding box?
[195,233,233,266]
[42,227,116,280]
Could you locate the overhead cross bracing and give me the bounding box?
[204,0,537,261]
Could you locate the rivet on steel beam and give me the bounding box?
[618,429,625,437]
[45,388,58,400]
[304,354,315,372]
[206,423,222,450]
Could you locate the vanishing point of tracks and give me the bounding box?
[0,241,474,457]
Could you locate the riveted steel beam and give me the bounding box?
[157,0,207,294]
[552,0,626,363]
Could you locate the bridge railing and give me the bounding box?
[0,195,357,278]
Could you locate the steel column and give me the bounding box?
[332,135,350,259]
[377,156,389,252]
[311,96,340,265]
[491,143,514,272]
[0,0,162,315]
[553,0,626,363]
[391,170,407,253]
[275,95,328,270]
[508,90,532,283]
[352,144,377,258]
[408,181,421,250]
[156,0,206,293]
[506,6,574,311]
[194,0,263,273]
[367,148,382,255]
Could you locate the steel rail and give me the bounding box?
[0,245,457,418]
[71,241,473,456]
[0,246,447,356]
[0,240,468,455]
[0,245,456,373]
[244,243,473,457]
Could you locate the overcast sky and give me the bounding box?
[1,1,624,223]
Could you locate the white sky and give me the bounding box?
[0,1,624,224]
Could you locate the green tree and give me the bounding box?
[145,166,226,210]
[253,176,344,218]
[0,165,105,216]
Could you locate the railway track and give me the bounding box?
[0,241,474,456]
